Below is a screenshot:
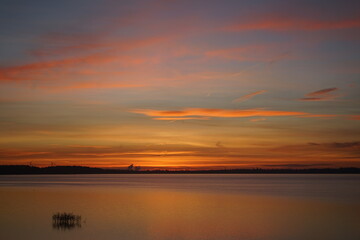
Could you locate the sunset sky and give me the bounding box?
[0,0,359,169]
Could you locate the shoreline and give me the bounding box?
[1,165,359,175]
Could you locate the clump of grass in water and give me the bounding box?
[52,212,82,230]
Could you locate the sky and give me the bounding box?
[0,0,359,169]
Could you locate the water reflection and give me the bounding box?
[52,212,82,230]
[0,175,359,240]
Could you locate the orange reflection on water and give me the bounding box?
[1,184,360,240]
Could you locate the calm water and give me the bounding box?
[0,174,359,240]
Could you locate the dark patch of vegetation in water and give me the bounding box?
[52,212,82,230]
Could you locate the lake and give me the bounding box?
[0,174,359,240]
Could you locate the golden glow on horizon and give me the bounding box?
[0,0,359,169]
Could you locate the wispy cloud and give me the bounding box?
[131,108,312,119]
[0,54,117,82]
[349,115,360,120]
[233,90,267,102]
[205,45,292,62]
[2,140,358,168]
[299,87,339,101]
[0,28,176,83]
[307,88,338,96]
[272,141,360,153]
[224,16,360,32]
[298,114,337,119]
[261,163,332,168]
[40,81,144,91]
[30,34,171,58]
[153,117,209,121]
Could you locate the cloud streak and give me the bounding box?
[233,90,267,102]
[261,163,332,168]
[153,117,209,121]
[2,140,358,168]
[205,45,292,62]
[349,115,360,121]
[0,54,117,82]
[0,32,173,83]
[40,81,144,91]
[272,141,360,153]
[299,87,339,101]
[225,16,360,32]
[131,108,312,119]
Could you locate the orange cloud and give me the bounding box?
[299,87,339,101]
[225,16,360,32]
[349,115,360,120]
[272,141,360,153]
[68,145,111,149]
[153,117,210,121]
[0,151,52,157]
[131,108,308,118]
[2,141,358,169]
[233,90,267,102]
